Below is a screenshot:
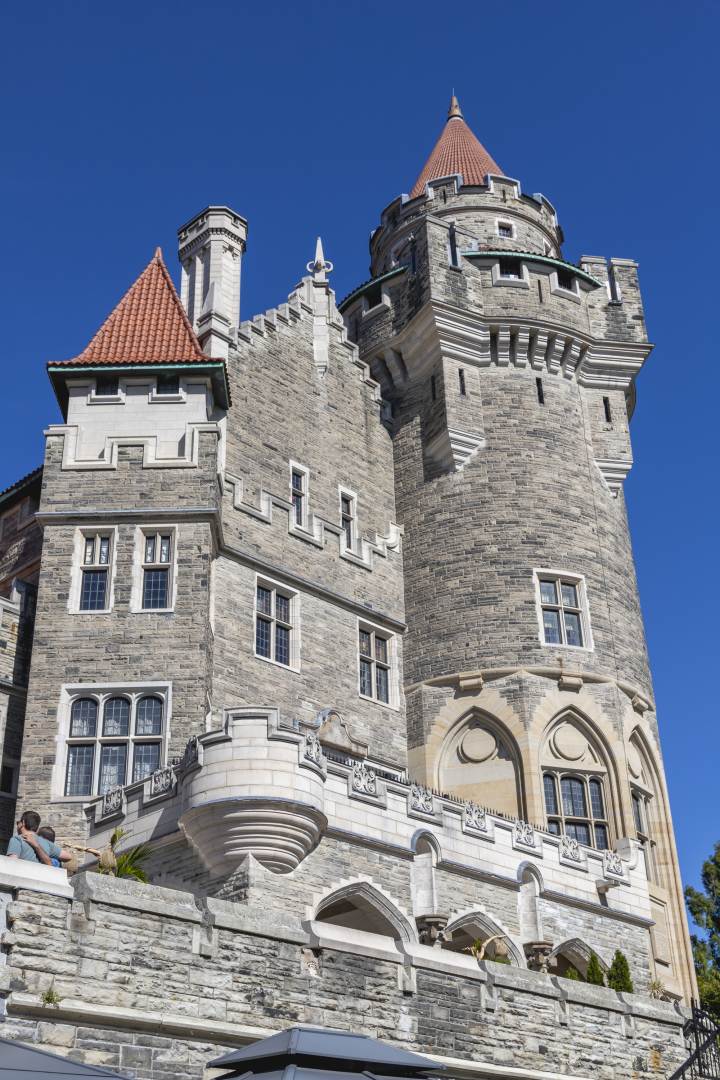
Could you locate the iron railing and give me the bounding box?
[669,1004,720,1079]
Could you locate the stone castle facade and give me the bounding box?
[0,98,698,1078]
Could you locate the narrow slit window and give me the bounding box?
[431,375,437,401]
[340,493,356,551]
[603,396,612,423]
[536,378,545,405]
[448,224,459,267]
[291,468,306,527]
[458,369,466,396]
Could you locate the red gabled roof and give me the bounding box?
[410,96,503,198]
[55,248,207,366]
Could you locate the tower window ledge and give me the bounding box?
[491,260,530,290]
[361,297,392,321]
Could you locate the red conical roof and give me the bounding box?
[57,248,207,366]
[410,96,503,198]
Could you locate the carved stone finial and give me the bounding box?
[448,94,463,120]
[307,236,333,282]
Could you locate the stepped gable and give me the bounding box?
[410,95,503,197]
[54,248,208,366]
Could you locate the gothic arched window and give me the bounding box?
[543,771,609,849]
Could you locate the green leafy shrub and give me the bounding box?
[607,950,634,993]
[586,952,605,986]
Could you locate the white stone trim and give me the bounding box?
[45,422,221,471]
[549,270,582,304]
[0,855,74,898]
[225,473,402,572]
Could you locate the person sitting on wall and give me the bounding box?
[37,825,63,867]
[6,811,70,866]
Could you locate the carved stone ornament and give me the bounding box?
[463,801,489,834]
[603,850,624,878]
[410,783,435,815]
[101,786,123,817]
[181,735,200,769]
[351,761,377,796]
[514,820,536,848]
[559,834,582,862]
[304,731,324,768]
[524,940,555,973]
[149,767,174,798]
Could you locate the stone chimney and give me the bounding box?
[177,206,248,358]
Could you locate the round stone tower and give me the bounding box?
[340,96,696,1002]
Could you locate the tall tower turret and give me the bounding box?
[340,96,696,1002]
[177,206,248,358]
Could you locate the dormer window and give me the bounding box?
[95,375,119,396]
[156,373,179,395]
[556,267,575,291]
[498,258,521,280]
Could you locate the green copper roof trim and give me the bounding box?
[338,265,407,312]
[46,361,227,372]
[460,250,604,288]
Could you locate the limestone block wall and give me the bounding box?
[211,557,407,764]
[15,433,221,839]
[0,869,689,1080]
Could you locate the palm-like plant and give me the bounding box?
[97,827,150,883]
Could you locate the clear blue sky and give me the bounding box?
[1,2,717,894]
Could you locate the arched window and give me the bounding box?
[64,691,166,797]
[543,771,609,849]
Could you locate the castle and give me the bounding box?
[0,97,699,1078]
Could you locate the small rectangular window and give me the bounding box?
[157,373,180,395]
[499,258,522,280]
[358,625,393,705]
[141,531,173,610]
[537,572,589,648]
[536,377,545,405]
[255,581,295,667]
[498,222,513,239]
[603,396,612,423]
[340,492,356,551]
[458,369,466,396]
[291,467,307,527]
[95,375,119,397]
[448,223,459,267]
[431,375,437,401]
[556,268,575,291]
[79,533,112,611]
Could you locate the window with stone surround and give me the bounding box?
[290,463,309,528]
[534,571,592,650]
[140,530,174,610]
[254,577,298,670]
[497,220,514,239]
[339,489,357,552]
[543,771,609,849]
[79,533,113,611]
[358,620,396,707]
[69,528,118,614]
[61,687,168,798]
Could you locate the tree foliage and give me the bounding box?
[607,950,634,993]
[686,841,720,1022]
[586,951,605,986]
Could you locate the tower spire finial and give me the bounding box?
[448,93,463,120]
[307,236,333,282]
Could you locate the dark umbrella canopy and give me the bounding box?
[0,1035,125,1079]
[208,1026,445,1080]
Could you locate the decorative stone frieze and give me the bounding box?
[99,786,124,821]
[462,801,491,838]
[408,783,435,819]
[513,821,538,852]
